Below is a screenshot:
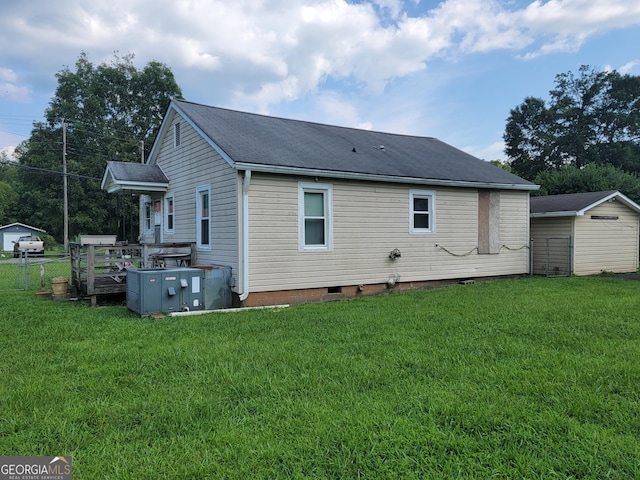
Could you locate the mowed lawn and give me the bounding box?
[1,276,639,479]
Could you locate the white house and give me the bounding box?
[102,100,539,306]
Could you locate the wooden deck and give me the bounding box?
[70,242,196,305]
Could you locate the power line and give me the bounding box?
[0,160,101,181]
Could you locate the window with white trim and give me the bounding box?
[410,190,435,233]
[165,193,174,233]
[196,185,211,250]
[299,183,333,251]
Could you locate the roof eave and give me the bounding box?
[0,222,46,232]
[233,163,540,191]
[579,191,640,215]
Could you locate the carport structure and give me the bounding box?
[530,191,640,276]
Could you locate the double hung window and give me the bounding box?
[410,190,435,233]
[196,185,211,250]
[299,183,333,251]
[165,194,174,233]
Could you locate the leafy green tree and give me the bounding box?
[504,65,640,181]
[14,52,182,243]
[533,164,640,203]
[0,152,18,224]
[504,97,559,179]
[488,159,512,172]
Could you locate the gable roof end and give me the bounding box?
[101,161,169,194]
[530,190,640,217]
[0,222,46,233]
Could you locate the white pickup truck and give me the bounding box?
[13,235,45,257]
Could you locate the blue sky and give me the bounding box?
[1,0,639,162]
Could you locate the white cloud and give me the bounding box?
[3,0,640,109]
[0,68,17,83]
[0,68,30,102]
[517,0,640,58]
[2,0,640,156]
[604,60,638,74]
[619,61,638,74]
[465,139,506,161]
[0,145,16,159]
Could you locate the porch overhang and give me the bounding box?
[104,181,169,194]
[101,161,169,194]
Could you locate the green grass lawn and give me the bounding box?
[1,276,639,479]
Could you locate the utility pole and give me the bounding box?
[140,140,145,163]
[63,121,69,254]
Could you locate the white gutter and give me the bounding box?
[106,181,169,194]
[232,162,539,191]
[530,211,579,218]
[239,170,251,301]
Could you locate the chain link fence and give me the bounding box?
[0,254,72,291]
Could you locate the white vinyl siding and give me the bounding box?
[573,202,639,275]
[247,175,531,292]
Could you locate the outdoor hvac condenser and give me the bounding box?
[126,267,206,316]
[191,265,233,310]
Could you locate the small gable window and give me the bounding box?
[174,122,181,148]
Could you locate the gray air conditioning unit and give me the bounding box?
[126,267,206,316]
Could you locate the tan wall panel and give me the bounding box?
[573,202,639,275]
[248,175,530,292]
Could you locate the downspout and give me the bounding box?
[239,170,251,301]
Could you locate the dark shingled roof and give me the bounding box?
[171,100,536,189]
[105,161,169,184]
[530,191,620,215]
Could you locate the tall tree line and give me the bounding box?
[4,52,182,244]
[504,65,640,199]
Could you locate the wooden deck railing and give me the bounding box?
[70,242,196,305]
